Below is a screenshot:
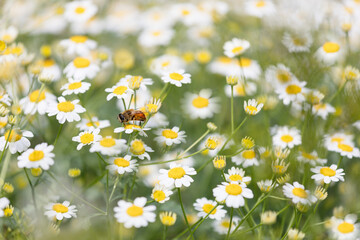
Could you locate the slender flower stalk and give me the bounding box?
[178,188,194,240]
[225,207,234,240]
[231,85,234,133]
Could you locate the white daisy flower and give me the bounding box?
[324,132,354,151]
[265,64,298,87]
[237,57,262,80]
[194,198,226,220]
[119,75,153,91]
[213,181,254,208]
[89,136,126,156]
[47,97,86,124]
[330,142,360,159]
[208,56,239,77]
[0,26,18,43]
[244,0,276,18]
[331,214,360,240]
[244,99,263,115]
[138,28,174,48]
[129,139,154,160]
[139,165,161,187]
[64,0,98,23]
[150,54,185,76]
[19,89,57,115]
[297,150,327,166]
[312,103,335,120]
[72,128,101,150]
[272,126,301,149]
[59,35,97,56]
[199,134,229,157]
[311,164,345,184]
[0,197,10,217]
[224,81,257,97]
[213,216,241,235]
[17,143,55,170]
[114,124,150,137]
[353,120,360,131]
[151,184,173,203]
[275,81,308,105]
[76,117,110,130]
[224,167,252,184]
[105,83,133,101]
[0,129,33,154]
[63,57,100,80]
[223,38,250,58]
[161,69,191,87]
[114,197,156,228]
[154,127,186,146]
[0,92,12,106]
[283,182,316,205]
[61,78,91,96]
[315,41,343,65]
[282,32,313,53]
[158,163,196,188]
[183,89,219,119]
[40,59,61,81]
[44,201,77,221]
[0,116,7,133]
[232,149,259,168]
[257,179,277,193]
[106,155,138,175]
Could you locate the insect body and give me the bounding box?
[118,109,146,124]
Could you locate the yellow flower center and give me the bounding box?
[0,121,7,128]
[232,46,243,54]
[242,149,256,159]
[126,205,143,217]
[292,187,307,198]
[331,137,343,143]
[57,101,75,112]
[153,190,166,202]
[239,58,252,67]
[219,57,232,64]
[28,150,45,162]
[323,42,340,53]
[86,121,100,127]
[4,130,22,142]
[337,222,355,234]
[337,143,353,152]
[192,96,209,108]
[281,134,294,143]
[202,203,217,214]
[100,138,116,147]
[43,59,55,67]
[73,57,90,68]
[320,167,336,177]
[221,221,230,228]
[29,90,46,103]
[182,9,190,15]
[2,34,12,42]
[152,31,161,36]
[225,183,243,195]
[285,85,301,94]
[114,158,130,167]
[70,35,88,43]
[169,73,184,81]
[301,152,317,160]
[130,140,145,155]
[146,103,158,113]
[256,1,266,7]
[0,41,5,51]
[235,85,245,95]
[229,174,243,182]
[168,167,186,179]
[162,129,178,139]
[68,82,82,90]
[292,37,306,46]
[245,106,258,113]
[4,207,13,217]
[161,215,175,225]
[277,70,291,83]
[113,86,128,95]
[75,7,86,14]
[161,61,170,67]
[80,133,94,144]
[52,203,69,213]
[125,124,141,130]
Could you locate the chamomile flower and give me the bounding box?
[257,180,277,193]
[283,182,316,205]
[114,197,156,228]
[158,163,196,188]
[223,38,250,58]
[282,32,313,53]
[0,92,11,106]
[297,150,327,166]
[213,216,241,235]
[200,134,228,157]
[244,99,263,115]
[331,142,360,159]
[114,124,150,137]
[224,81,257,97]
[276,81,308,105]
[76,117,110,130]
[312,103,336,120]
[40,59,61,81]
[61,78,91,96]
[324,133,354,151]
[47,97,86,124]
[213,181,254,208]
[44,201,77,221]
[106,155,138,175]
[59,35,97,56]
[154,127,186,146]
[161,69,191,87]
[129,139,154,160]
[119,75,153,91]
[311,165,345,184]
[0,26,18,43]
[19,89,56,115]
[64,1,98,23]
[232,149,259,168]
[63,57,100,80]
[331,214,360,240]
[183,89,219,119]
[0,197,10,217]
[105,83,133,101]
[244,0,276,18]
[17,143,54,170]
[72,128,101,150]
[0,129,33,154]
[138,28,174,48]
[224,167,251,184]
[288,229,305,240]
[194,198,226,220]
[89,136,126,156]
[151,184,173,203]
[315,41,343,65]
[272,126,301,149]
[150,54,185,76]
[265,64,298,86]
[237,57,262,80]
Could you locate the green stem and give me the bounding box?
[122,98,127,111]
[134,90,137,109]
[178,188,194,240]
[127,173,137,200]
[140,148,206,166]
[96,152,107,165]
[109,175,120,203]
[186,203,219,239]
[127,94,133,109]
[221,170,226,181]
[173,219,202,239]
[163,226,167,240]
[225,208,234,240]
[179,130,210,158]
[53,124,64,147]
[280,209,296,240]
[231,85,234,133]
[0,124,13,165]
[159,83,169,99]
[24,169,38,212]
[239,223,263,235]
[277,205,290,215]
[328,79,348,103]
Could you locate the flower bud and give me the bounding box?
[226,75,239,86]
[31,168,42,177]
[207,122,217,131]
[213,156,226,170]
[68,168,81,178]
[261,211,277,225]
[160,211,177,226]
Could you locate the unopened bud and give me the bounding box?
[207,122,217,131]
[213,156,226,170]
